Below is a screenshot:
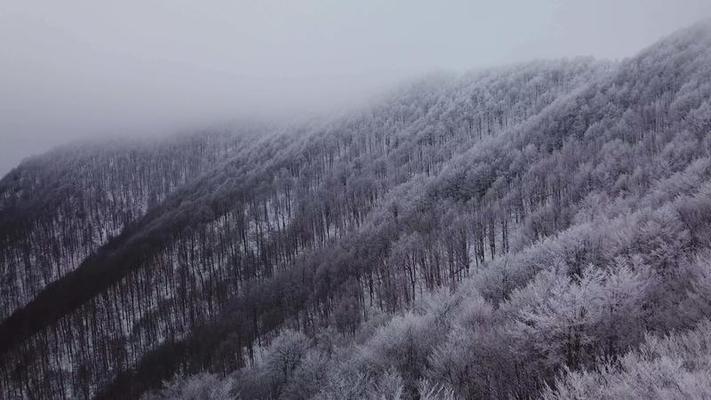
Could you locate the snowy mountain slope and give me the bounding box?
[2,20,711,400]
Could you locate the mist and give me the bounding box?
[2,0,710,175]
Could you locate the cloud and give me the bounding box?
[1,0,710,174]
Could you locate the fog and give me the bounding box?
[1,0,710,175]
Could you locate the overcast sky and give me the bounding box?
[2,0,711,175]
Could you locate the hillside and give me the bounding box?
[2,20,711,400]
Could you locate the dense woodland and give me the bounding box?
[1,20,711,400]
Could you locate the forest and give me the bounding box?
[1,20,711,400]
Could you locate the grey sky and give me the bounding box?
[2,0,711,175]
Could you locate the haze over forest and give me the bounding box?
[2,0,711,174]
